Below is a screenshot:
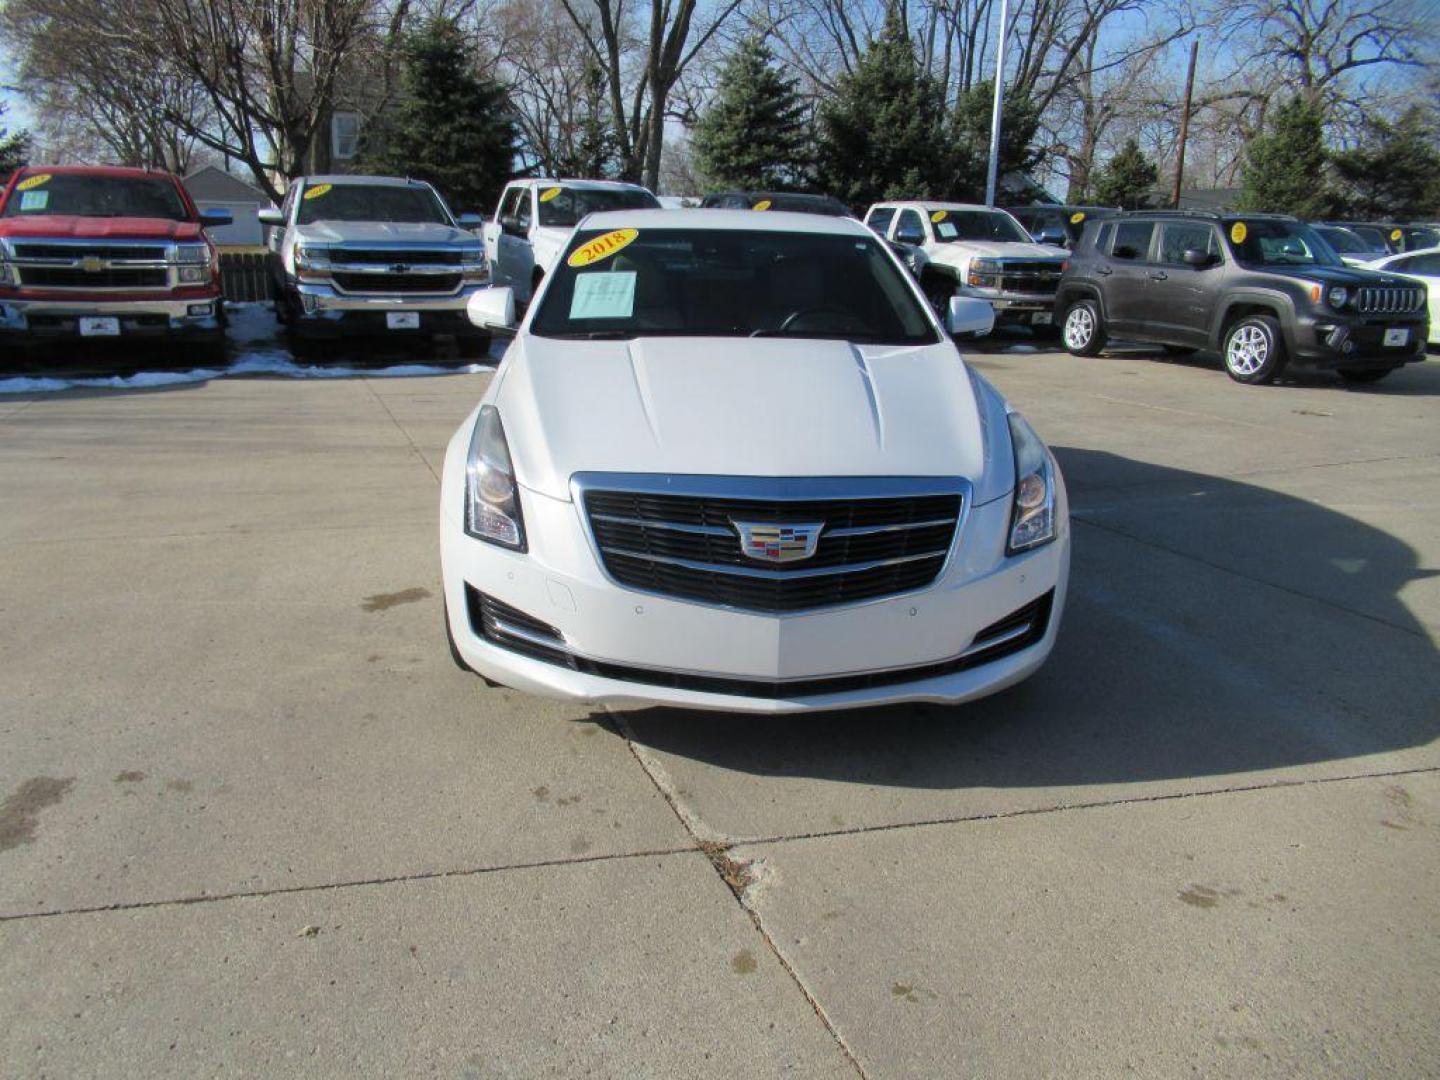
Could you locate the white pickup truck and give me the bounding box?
[482,178,659,305]
[260,174,491,353]
[865,201,1068,333]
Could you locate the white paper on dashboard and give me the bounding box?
[570,271,637,319]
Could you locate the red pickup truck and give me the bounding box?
[0,165,232,359]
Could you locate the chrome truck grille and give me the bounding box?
[996,260,1064,294]
[578,475,966,614]
[326,246,476,294]
[6,238,174,291]
[1354,286,1425,315]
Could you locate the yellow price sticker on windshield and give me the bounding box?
[303,183,332,200]
[1070,211,1085,224]
[567,228,639,268]
[930,210,948,223]
[540,186,563,203]
[752,199,772,211]
[16,174,51,191]
[1390,228,1403,242]
[1230,222,1248,244]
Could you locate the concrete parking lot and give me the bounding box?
[2,340,1437,1077]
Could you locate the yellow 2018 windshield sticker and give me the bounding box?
[567,228,639,268]
[540,186,563,203]
[1070,211,1085,224]
[930,210,948,223]
[1390,228,1403,242]
[16,174,51,191]
[303,183,332,200]
[1230,222,1248,244]
[752,199,772,211]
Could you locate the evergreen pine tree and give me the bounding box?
[692,35,811,189]
[1091,138,1158,209]
[1332,106,1440,219]
[815,12,949,207]
[945,83,1042,202]
[0,103,32,179]
[362,18,517,214]
[1237,97,1335,218]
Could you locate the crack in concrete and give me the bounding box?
[609,709,872,1079]
[363,378,441,484]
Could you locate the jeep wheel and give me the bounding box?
[1061,299,1107,356]
[1338,366,1396,385]
[1222,315,1286,384]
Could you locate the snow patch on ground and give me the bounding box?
[0,303,500,395]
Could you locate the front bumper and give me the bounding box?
[439,463,1070,714]
[957,288,1059,321]
[0,293,223,339]
[1290,311,1428,368]
[289,281,492,338]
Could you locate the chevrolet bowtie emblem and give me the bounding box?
[80,256,104,273]
[732,521,824,563]
[390,263,411,274]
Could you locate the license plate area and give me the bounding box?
[79,316,120,337]
[386,312,420,330]
[1383,328,1408,347]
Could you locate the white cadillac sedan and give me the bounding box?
[440,210,1069,713]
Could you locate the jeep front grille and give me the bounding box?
[1355,286,1425,314]
[580,476,964,614]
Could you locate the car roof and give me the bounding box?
[516,178,653,192]
[871,201,1006,213]
[578,208,872,236]
[13,165,180,181]
[299,175,434,188]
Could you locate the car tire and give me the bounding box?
[1222,314,1287,384]
[1061,298,1107,356]
[1338,366,1397,385]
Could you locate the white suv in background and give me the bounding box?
[866,201,1068,334]
[483,179,659,305]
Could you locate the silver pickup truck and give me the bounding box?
[261,175,491,354]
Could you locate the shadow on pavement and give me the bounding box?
[613,449,1438,789]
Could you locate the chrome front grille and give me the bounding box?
[332,271,463,293]
[5,238,175,292]
[329,248,463,266]
[579,476,964,614]
[997,260,1064,294]
[1355,286,1424,314]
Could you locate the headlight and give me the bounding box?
[460,245,489,281]
[1327,286,1349,308]
[294,245,330,271]
[0,261,13,287]
[460,245,484,263]
[1007,412,1056,554]
[174,243,209,264]
[465,404,525,550]
[177,265,210,284]
[968,258,1001,288]
[972,259,1001,274]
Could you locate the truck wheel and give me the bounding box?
[1338,366,1396,385]
[1061,299,1107,356]
[1222,314,1287,384]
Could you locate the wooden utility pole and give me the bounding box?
[1171,38,1199,208]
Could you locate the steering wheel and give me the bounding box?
[776,307,856,333]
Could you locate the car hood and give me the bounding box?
[0,216,203,241]
[1289,264,1420,287]
[295,220,473,245]
[496,335,1005,503]
[939,241,1066,260]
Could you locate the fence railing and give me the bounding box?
[218,247,270,304]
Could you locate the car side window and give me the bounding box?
[515,189,533,231]
[866,207,896,236]
[1111,221,1155,261]
[1159,222,1216,263]
[894,209,924,245]
[1094,222,1114,252]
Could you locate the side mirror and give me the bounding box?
[199,208,233,229]
[456,212,483,230]
[1182,248,1215,268]
[895,229,924,246]
[947,296,995,337]
[257,208,284,227]
[1035,228,1066,246]
[468,286,517,335]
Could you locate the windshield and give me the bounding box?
[930,209,1031,244]
[296,183,450,225]
[537,186,660,228]
[1226,220,1343,268]
[1315,226,1370,255]
[530,227,939,344]
[4,172,189,220]
[1403,227,1440,250]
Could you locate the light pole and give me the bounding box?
[984,0,1012,208]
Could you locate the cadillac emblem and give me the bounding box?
[732,521,823,563]
[80,256,104,273]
